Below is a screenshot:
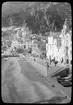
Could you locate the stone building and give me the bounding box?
[31,40,40,56]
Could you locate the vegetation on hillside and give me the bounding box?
[2,2,72,57]
[2,2,71,33]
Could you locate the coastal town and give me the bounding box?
[1,2,72,103]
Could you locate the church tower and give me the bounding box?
[62,18,68,37]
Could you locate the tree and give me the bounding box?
[2,2,71,33]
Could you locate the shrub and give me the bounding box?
[16,48,24,53]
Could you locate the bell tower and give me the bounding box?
[62,18,68,37]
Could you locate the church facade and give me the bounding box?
[46,19,72,65]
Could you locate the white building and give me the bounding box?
[59,19,72,64]
[46,19,72,65]
[66,31,72,65]
[53,39,59,61]
[46,35,60,61]
[46,36,53,59]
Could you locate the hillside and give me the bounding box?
[2,2,71,34]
